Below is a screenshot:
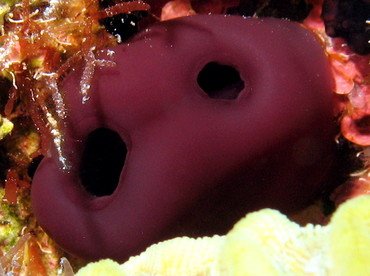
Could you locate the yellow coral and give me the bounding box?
[120,236,224,275]
[329,195,370,276]
[76,259,126,276]
[0,116,13,140]
[220,209,329,276]
[75,195,370,276]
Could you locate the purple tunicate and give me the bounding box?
[32,15,336,262]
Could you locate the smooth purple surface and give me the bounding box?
[32,15,336,262]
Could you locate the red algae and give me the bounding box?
[97,1,150,19]
[303,0,370,203]
[0,232,50,275]
[4,169,18,205]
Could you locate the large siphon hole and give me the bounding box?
[197,62,244,100]
[79,128,127,197]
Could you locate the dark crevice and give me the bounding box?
[79,128,127,197]
[28,155,44,178]
[99,0,147,43]
[321,0,370,55]
[227,0,312,22]
[197,62,244,100]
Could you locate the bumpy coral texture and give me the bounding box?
[75,195,370,276]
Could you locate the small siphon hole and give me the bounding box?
[197,62,244,100]
[79,128,127,197]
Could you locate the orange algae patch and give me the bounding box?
[3,169,30,205]
[4,169,18,205]
[25,235,48,275]
[97,1,150,19]
[0,233,49,275]
[0,0,151,273]
[0,0,150,176]
[160,0,239,21]
[2,0,110,162]
[161,0,196,21]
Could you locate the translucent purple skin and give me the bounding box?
[31,15,336,262]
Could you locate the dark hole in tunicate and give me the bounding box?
[79,128,127,197]
[197,62,244,100]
